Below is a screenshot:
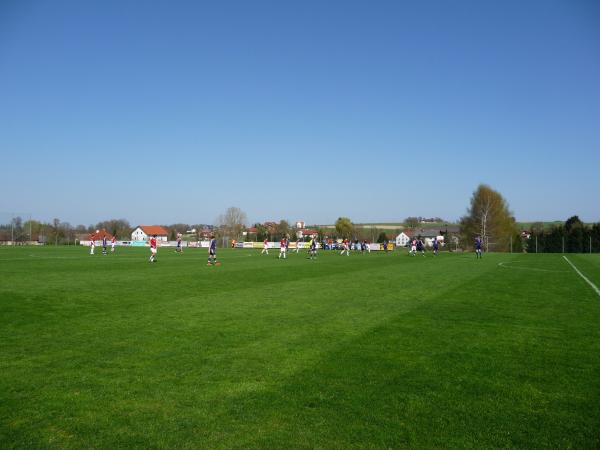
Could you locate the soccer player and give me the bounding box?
[364,240,371,253]
[416,238,425,256]
[102,236,108,255]
[175,233,183,253]
[432,238,439,256]
[295,238,301,253]
[308,238,317,260]
[149,235,157,262]
[111,236,116,253]
[278,237,287,259]
[261,238,269,255]
[207,235,220,265]
[89,237,95,255]
[410,239,417,256]
[340,239,350,256]
[475,236,483,259]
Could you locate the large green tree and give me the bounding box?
[404,217,419,229]
[335,217,354,239]
[277,220,291,240]
[460,184,517,252]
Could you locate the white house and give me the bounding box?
[395,232,412,247]
[131,225,169,241]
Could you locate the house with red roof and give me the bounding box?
[131,225,169,242]
[88,229,115,242]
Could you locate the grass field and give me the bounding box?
[1,246,600,449]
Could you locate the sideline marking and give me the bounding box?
[563,256,600,297]
[497,261,568,273]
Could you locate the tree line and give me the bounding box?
[3,190,597,252]
[0,217,212,245]
[526,216,600,253]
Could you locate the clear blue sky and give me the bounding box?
[1,0,599,226]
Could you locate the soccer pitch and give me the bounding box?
[1,247,600,449]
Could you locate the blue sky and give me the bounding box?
[1,0,599,226]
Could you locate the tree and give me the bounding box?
[23,219,43,241]
[335,217,354,239]
[51,218,64,245]
[94,219,131,239]
[530,222,544,234]
[254,223,268,241]
[277,220,291,240]
[217,207,247,240]
[377,232,388,243]
[565,215,585,252]
[404,217,419,229]
[459,184,517,252]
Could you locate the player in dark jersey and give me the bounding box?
[175,233,183,253]
[416,238,425,256]
[207,235,220,266]
[432,238,439,256]
[308,238,317,260]
[102,236,108,255]
[475,236,482,259]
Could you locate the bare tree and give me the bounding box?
[217,207,248,241]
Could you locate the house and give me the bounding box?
[398,229,445,247]
[395,232,412,247]
[88,229,115,242]
[411,229,444,247]
[131,225,169,242]
[297,228,319,239]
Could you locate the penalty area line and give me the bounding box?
[563,256,600,297]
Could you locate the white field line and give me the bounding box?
[563,256,600,297]
[497,261,568,273]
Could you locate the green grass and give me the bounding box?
[1,246,600,449]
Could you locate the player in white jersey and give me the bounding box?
[410,239,417,256]
[149,235,158,262]
[261,239,269,255]
[278,238,287,259]
[90,238,95,255]
[340,239,350,256]
[111,236,116,253]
